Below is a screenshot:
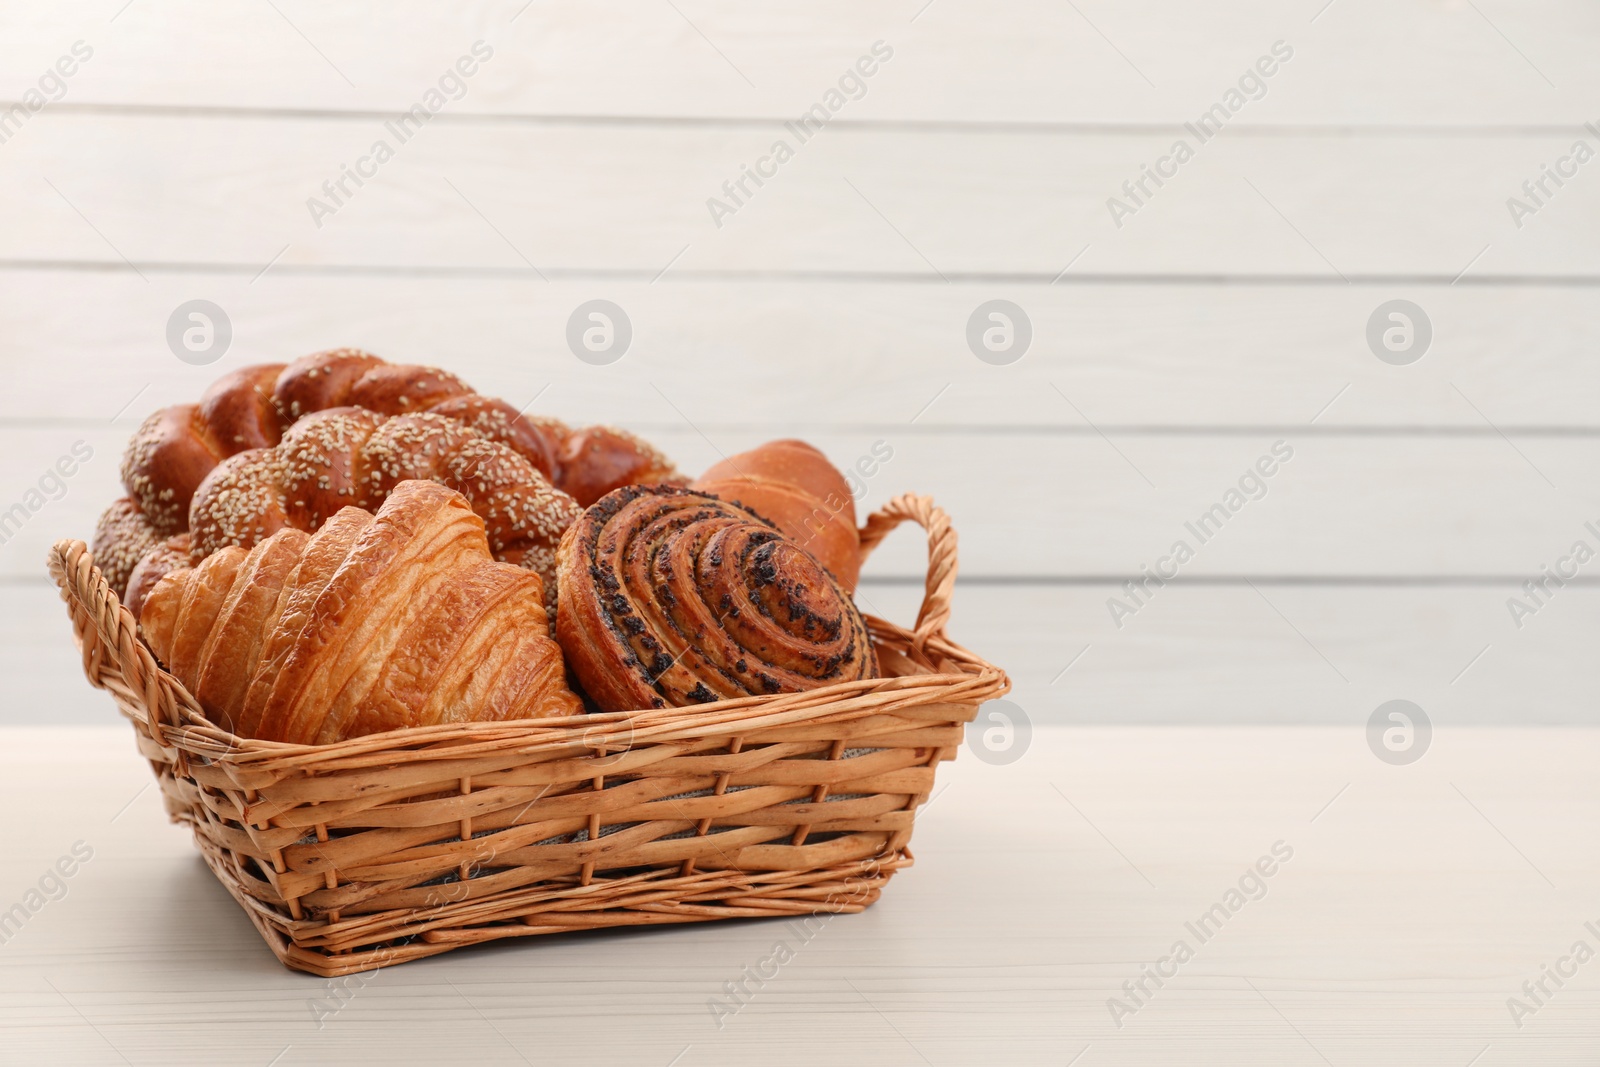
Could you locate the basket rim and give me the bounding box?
[151,658,1003,767]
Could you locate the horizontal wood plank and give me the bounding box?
[1,116,1597,276]
[12,581,1597,726]
[0,273,1596,429]
[2,0,1596,126]
[0,422,1594,579]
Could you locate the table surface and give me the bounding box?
[2,723,1596,1066]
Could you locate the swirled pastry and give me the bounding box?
[555,485,878,713]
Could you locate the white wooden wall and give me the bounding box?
[2,0,1596,724]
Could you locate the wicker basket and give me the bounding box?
[48,494,1008,977]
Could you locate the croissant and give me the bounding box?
[555,485,878,713]
[692,439,862,591]
[140,480,582,744]
[98,348,682,599]
[173,407,583,608]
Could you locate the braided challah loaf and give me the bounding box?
[95,349,683,600]
[92,497,169,611]
[177,407,582,607]
[273,352,681,505]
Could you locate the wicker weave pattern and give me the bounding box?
[50,494,1008,977]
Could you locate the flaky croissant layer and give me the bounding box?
[141,480,582,745]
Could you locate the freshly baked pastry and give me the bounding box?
[276,349,685,504]
[555,485,878,713]
[692,439,861,591]
[177,408,582,606]
[124,533,190,621]
[91,497,165,608]
[118,364,287,538]
[551,424,683,511]
[97,349,683,598]
[140,480,582,744]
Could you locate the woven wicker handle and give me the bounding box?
[856,493,957,658]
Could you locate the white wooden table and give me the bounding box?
[2,724,1595,1065]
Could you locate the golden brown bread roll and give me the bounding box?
[100,349,683,599]
[555,485,878,713]
[692,439,861,591]
[141,480,581,744]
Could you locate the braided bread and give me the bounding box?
[96,348,682,599]
[91,497,166,608]
[555,485,878,713]
[141,480,581,744]
[180,407,582,606]
[119,363,287,537]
